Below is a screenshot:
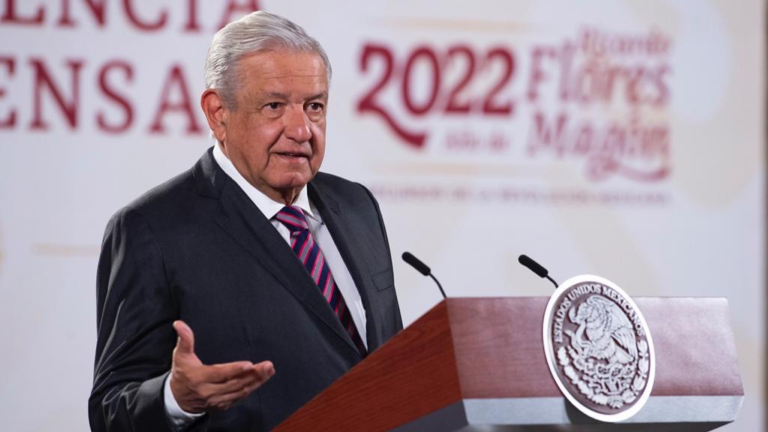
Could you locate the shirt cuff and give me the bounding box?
[164,373,205,430]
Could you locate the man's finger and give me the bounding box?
[199,363,276,409]
[253,361,276,381]
[221,362,275,395]
[193,374,257,401]
[198,360,257,384]
[173,320,195,355]
[230,361,274,385]
[195,361,275,395]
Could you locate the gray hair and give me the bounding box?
[204,11,332,109]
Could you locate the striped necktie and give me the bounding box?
[275,205,366,355]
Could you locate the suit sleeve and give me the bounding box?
[89,208,208,432]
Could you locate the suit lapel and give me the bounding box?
[309,182,383,352]
[194,150,359,354]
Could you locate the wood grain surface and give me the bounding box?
[275,301,462,432]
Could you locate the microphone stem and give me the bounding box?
[546,275,559,290]
[430,274,447,299]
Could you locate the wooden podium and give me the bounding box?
[275,298,743,431]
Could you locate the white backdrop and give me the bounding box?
[0,1,763,431]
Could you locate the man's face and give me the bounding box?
[215,50,328,203]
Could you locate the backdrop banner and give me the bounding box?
[0,1,763,431]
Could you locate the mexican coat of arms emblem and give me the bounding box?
[543,275,656,422]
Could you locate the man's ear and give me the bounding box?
[201,89,229,143]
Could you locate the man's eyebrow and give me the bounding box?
[308,92,328,101]
[258,92,328,101]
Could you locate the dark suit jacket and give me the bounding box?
[89,148,403,431]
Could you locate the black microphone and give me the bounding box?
[402,252,430,276]
[518,254,559,289]
[402,252,446,299]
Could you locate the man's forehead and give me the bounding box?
[231,50,327,103]
[246,80,328,100]
[240,51,326,75]
[256,71,327,81]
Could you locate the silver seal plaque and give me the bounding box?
[543,275,656,422]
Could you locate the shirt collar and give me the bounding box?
[212,143,316,221]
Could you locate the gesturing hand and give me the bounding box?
[170,320,275,413]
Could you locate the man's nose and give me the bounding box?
[283,106,312,142]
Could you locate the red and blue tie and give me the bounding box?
[275,205,366,355]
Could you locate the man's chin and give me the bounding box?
[265,173,315,197]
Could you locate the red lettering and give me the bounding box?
[527,46,556,102]
[443,46,475,114]
[401,47,440,116]
[624,68,644,105]
[1,0,44,25]
[558,42,576,102]
[57,0,106,27]
[571,60,609,105]
[183,0,200,32]
[218,0,260,29]
[527,111,567,156]
[481,47,514,115]
[30,58,83,130]
[97,61,134,134]
[0,56,16,128]
[652,65,671,107]
[149,65,202,134]
[123,0,167,31]
[573,124,595,155]
[357,43,426,148]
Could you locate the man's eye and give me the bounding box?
[307,102,324,111]
[265,102,282,110]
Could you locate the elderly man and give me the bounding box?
[89,11,402,432]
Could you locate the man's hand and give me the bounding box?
[170,320,275,413]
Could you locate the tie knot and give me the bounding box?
[276,205,309,232]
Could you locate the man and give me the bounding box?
[89,11,402,432]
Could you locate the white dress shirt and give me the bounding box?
[164,144,368,428]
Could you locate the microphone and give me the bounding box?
[402,251,430,276]
[402,252,446,299]
[518,254,559,289]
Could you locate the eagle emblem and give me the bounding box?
[543,275,655,423]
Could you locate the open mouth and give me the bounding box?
[275,152,309,160]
